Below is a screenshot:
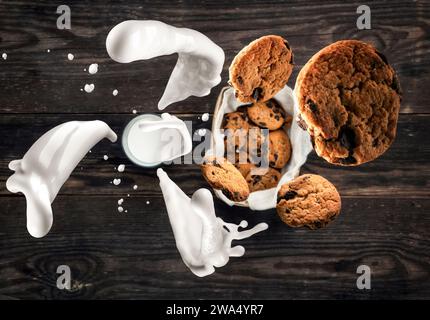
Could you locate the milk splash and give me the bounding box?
[106,20,225,110]
[6,121,117,238]
[157,169,268,277]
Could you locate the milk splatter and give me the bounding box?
[157,169,268,277]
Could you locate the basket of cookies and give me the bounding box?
[202,35,313,210]
[201,35,401,229]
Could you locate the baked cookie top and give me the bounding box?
[295,40,401,166]
[201,156,250,202]
[246,167,281,192]
[247,99,285,130]
[269,129,291,169]
[276,174,341,229]
[229,35,294,103]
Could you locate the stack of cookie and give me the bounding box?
[222,99,293,192]
[201,35,295,202]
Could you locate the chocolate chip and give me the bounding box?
[274,153,278,161]
[253,175,262,183]
[274,115,280,121]
[339,126,356,152]
[259,121,267,127]
[376,50,389,65]
[222,188,233,200]
[339,155,357,165]
[312,221,323,229]
[236,76,244,85]
[306,99,318,113]
[280,190,297,201]
[252,87,263,101]
[269,161,275,167]
[270,114,274,118]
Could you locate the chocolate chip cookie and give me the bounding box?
[229,35,294,103]
[223,109,250,150]
[201,156,249,202]
[269,129,291,168]
[276,174,341,229]
[246,167,281,192]
[295,40,401,165]
[247,99,285,130]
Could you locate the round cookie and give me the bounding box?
[223,109,250,150]
[276,174,341,229]
[201,156,249,202]
[247,99,285,130]
[269,129,291,169]
[229,35,294,103]
[246,167,281,192]
[295,40,401,166]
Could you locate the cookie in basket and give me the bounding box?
[201,156,249,202]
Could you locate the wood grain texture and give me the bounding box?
[0,196,428,299]
[0,0,429,300]
[0,0,429,113]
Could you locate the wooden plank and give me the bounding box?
[0,195,428,299]
[0,113,428,198]
[0,0,428,113]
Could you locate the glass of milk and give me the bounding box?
[122,113,191,167]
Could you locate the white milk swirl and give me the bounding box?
[6,121,117,238]
[106,20,225,110]
[157,168,268,277]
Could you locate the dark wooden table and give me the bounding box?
[0,0,429,300]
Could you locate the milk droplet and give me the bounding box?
[113,178,121,185]
[117,164,125,172]
[67,53,74,61]
[133,185,138,190]
[146,200,150,205]
[201,113,209,122]
[2,53,7,60]
[127,194,130,197]
[84,84,95,93]
[118,198,124,205]
[47,49,50,53]
[88,63,98,74]
[132,109,137,114]
[103,155,108,160]
[197,128,206,136]
[112,89,118,96]
[118,206,124,213]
